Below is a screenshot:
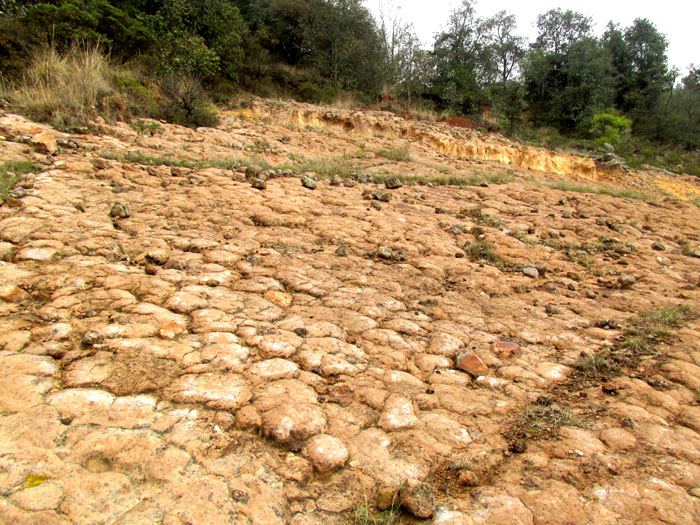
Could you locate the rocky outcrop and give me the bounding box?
[0,101,699,524]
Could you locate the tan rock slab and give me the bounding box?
[167,372,252,410]
[303,434,349,472]
[261,403,327,448]
[10,480,64,511]
[379,394,418,432]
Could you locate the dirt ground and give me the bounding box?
[1,99,699,524]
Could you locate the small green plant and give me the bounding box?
[461,206,502,228]
[620,335,651,353]
[129,119,161,136]
[0,160,42,204]
[576,354,617,380]
[0,169,19,205]
[464,241,507,268]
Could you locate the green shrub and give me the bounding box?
[297,81,324,104]
[297,81,335,104]
[156,74,219,128]
[590,111,632,148]
[109,68,159,116]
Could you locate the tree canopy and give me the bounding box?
[0,0,697,152]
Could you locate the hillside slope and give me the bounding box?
[1,100,700,524]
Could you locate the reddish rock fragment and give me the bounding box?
[455,350,489,377]
[159,321,187,340]
[493,340,521,359]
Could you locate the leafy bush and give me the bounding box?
[297,81,335,104]
[153,31,220,79]
[108,68,159,116]
[156,74,219,128]
[590,111,632,148]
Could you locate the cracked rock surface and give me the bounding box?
[1,100,700,523]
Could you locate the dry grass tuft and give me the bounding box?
[8,44,116,130]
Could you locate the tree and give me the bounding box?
[602,22,633,108]
[622,18,674,137]
[662,66,700,148]
[492,79,525,134]
[21,0,154,56]
[481,10,525,83]
[524,35,612,133]
[148,0,246,80]
[534,8,592,55]
[264,0,309,65]
[430,0,491,113]
[302,0,384,94]
[375,1,418,90]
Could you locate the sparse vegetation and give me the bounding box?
[293,156,359,179]
[354,504,399,525]
[463,241,508,269]
[571,304,695,388]
[510,403,581,441]
[129,119,161,136]
[461,206,502,228]
[576,354,618,381]
[0,160,42,204]
[619,305,694,354]
[101,151,241,171]
[375,145,412,162]
[546,182,654,201]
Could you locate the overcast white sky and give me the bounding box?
[364,0,698,74]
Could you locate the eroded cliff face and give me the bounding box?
[287,108,599,179]
[1,99,700,524]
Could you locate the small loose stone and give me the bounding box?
[384,177,403,189]
[399,481,435,519]
[523,266,539,279]
[301,175,317,189]
[109,203,130,219]
[82,331,103,346]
